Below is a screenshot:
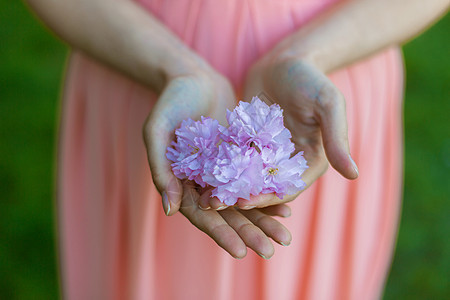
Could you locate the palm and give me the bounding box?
[149,71,235,129]
[238,57,358,207]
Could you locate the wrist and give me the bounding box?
[149,46,214,93]
[266,38,329,73]
[160,45,212,78]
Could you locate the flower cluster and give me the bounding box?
[166,96,308,205]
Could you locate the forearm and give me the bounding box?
[25,0,209,92]
[275,0,449,72]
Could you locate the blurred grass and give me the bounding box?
[0,0,65,299]
[0,1,448,299]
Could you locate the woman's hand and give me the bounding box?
[143,66,292,258]
[189,0,448,212]
[232,54,359,209]
[144,66,235,214]
[179,183,292,259]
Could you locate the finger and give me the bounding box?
[258,204,292,218]
[198,189,212,210]
[144,79,209,215]
[236,193,284,209]
[180,185,247,259]
[197,188,228,211]
[143,113,181,216]
[219,208,275,259]
[315,84,358,180]
[239,209,292,247]
[210,197,228,211]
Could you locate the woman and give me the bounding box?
[26,0,448,299]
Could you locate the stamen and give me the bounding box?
[188,144,199,154]
[268,167,278,176]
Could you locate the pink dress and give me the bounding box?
[58,0,404,299]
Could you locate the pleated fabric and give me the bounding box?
[57,0,404,299]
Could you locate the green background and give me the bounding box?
[1,1,448,299]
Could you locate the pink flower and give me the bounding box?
[166,96,308,204]
[223,96,292,152]
[260,147,308,198]
[206,143,264,205]
[166,117,223,187]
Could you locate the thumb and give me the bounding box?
[143,78,209,215]
[316,85,358,180]
[144,107,183,216]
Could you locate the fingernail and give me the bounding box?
[198,205,211,211]
[349,154,359,177]
[241,205,256,210]
[216,205,227,211]
[280,241,290,247]
[162,192,171,216]
[258,253,268,260]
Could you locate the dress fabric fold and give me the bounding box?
[58,0,404,299]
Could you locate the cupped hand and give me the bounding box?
[231,54,359,209]
[143,66,292,258]
[144,67,235,214]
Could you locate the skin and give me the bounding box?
[26,0,449,258]
[204,0,449,209]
